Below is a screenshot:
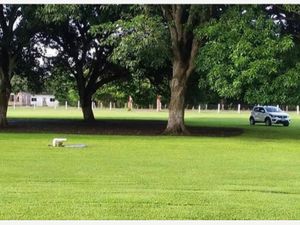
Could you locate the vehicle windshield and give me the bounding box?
[266,106,282,113]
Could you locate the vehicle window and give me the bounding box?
[254,107,260,112]
[259,107,265,113]
[266,106,282,112]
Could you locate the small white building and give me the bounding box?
[30,94,59,107]
[9,92,32,106]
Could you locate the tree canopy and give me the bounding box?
[36,5,132,121]
[195,6,300,105]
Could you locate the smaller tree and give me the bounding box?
[38,5,131,121]
[105,13,171,108]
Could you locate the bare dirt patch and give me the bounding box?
[2,119,243,137]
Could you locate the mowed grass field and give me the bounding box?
[0,107,300,219]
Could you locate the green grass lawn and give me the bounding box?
[0,107,300,219]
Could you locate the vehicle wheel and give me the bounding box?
[249,117,255,125]
[283,122,289,127]
[265,117,272,126]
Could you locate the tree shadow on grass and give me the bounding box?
[3,118,243,137]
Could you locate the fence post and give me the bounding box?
[217,104,220,113]
[78,101,80,109]
[109,102,112,111]
[238,104,241,114]
[286,106,288,112]
[205,104,208,110]
[13,98,16,110]
[198,105,201,113]
[34,102,36,109]
[297,105,299,115]
[65,101,68,110]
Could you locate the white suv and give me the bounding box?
[249,106,291,126]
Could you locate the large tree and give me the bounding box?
[37,5,130,121]
[160,5,214,134]
[0,5,39,127]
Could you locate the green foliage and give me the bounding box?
[268,61,300,104]
[108,14,170,71]
[37,5,129,24]
[36,5,145,115]
[44,68,78,106]
[10,75,29,93]
[0,5,42,78]
[92,13,171,83]
[195,6,300,104]
[91,11,171,107]
[94,82,127,106]
[94,77,168,108]
[185,72,220,106]
[283,5,300,15]
[11,72,47,96]
[36,5,79,23]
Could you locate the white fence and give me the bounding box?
[8,101,300,115]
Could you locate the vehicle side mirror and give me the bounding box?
[260,110,265,113]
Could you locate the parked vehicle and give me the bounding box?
[249,106,291,126]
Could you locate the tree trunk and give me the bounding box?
[81,94,95,122]
[0,98,8,128]
[0,77,10,128]
[164,64,189,135]
[161,5,204,135]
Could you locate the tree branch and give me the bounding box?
[92,63,129,93]
[0,5,8,36]
[160,5,173,22]
[174,5,183,42]
[7,6,18,33]
[161,5,182,61]
[186,38,200,78]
